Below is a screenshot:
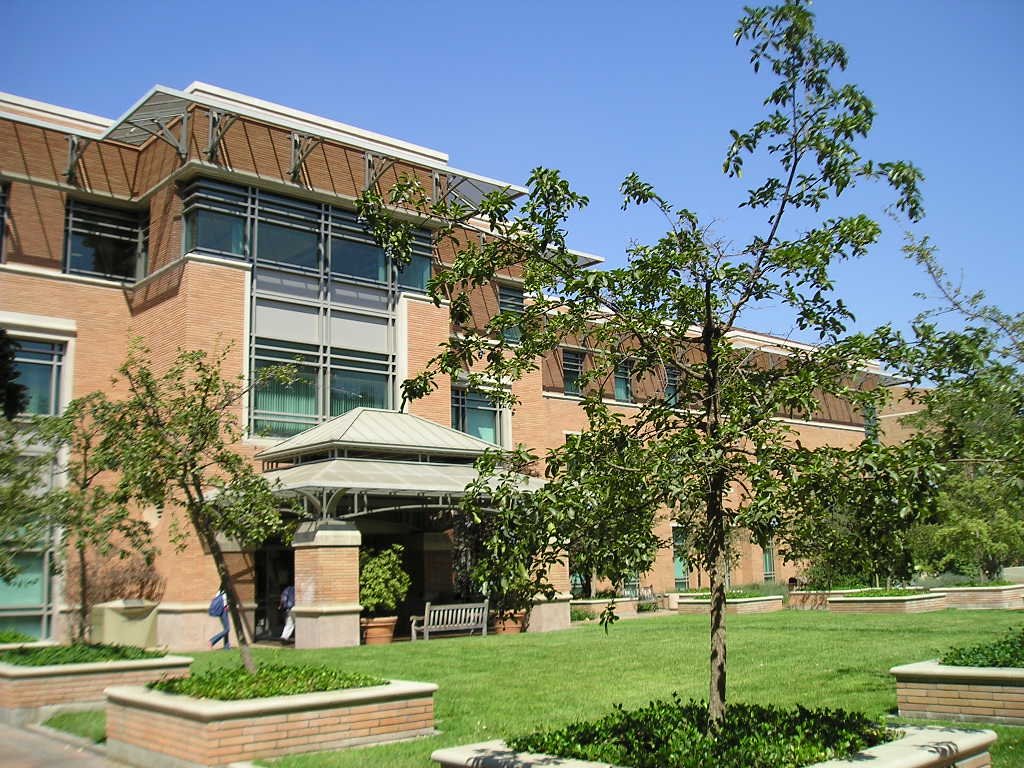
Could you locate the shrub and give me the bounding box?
[151,664,386,700]
[359,544,411,616]
[0,643,163,666]
[637,602,659,613]
[847,588,924,598]
[507,696,891,768]
[0,629,36,644]
[570,608,593,622]
[942,626,1024,668]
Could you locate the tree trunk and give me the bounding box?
[707,483,727,727]
[76,541,88,644]
[199,526,256,673]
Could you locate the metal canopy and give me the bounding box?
[263,457,544,498]
[256,407,500,463]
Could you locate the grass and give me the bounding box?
[44,710,107,744]
[44,610,1024,767]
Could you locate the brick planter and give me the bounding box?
[570,598,638,618]
[432,726,996,768]
[893,660,1024,725]
[939,584,1024,610]
[0,654,191,726]
[787,588,871,610]
[106,678,438,768]
[827,592,946,614]
[675,595,784,615]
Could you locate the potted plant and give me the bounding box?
[359,544,411,644]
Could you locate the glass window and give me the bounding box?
[251,340,319,438]
[451,389,499,444]
[614,361,633,402]
[257,222,318,271]
[331,238,386,283]
[397,253,431,292]
[672,528,689,591]
[563,349,583,396]
[65,200,146,282]
[330,348,390,416]
[763,542,776,583]
[665,367,679,405]
[186,209,246,257]
[12,341,63,416]
[498,285,525,342]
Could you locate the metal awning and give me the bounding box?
[263,457,545,498]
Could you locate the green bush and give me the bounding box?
[570,608,594,622]
[681,590,772,601]
[508,696,891,768]
[637,602,658,613]
[849,588,924,598]
[0,629,36,644]
[0,643,163,666]
[151,664,386,700]
[359,544,411,616]
[942,626,1024,668]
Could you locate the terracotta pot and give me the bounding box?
[361,616,398,645]
[490,610,528,634]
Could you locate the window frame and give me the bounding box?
[451,387,501,446]
[497,284,525,343]
[563,348,584,396]
[64,199,148,283]
[614,360,634,403]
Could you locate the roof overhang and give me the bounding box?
[263,457,544,498]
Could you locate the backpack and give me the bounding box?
[208,593,225,617]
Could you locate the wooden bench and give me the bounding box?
[410,600,489,641]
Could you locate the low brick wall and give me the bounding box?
[570,599,638,618]
[432,726,996,768]
[0,654,191,726]
[893,660,1024,725]
[940,585,1024,610]
[676,596,784,615]
[786,588,872,610]
[106,679,437,768]
[828,592,946,614]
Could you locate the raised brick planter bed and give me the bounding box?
[0,654,191,726]
[939,584,1024,610]
[570,598,638,618]
[787,588,870,610]
[827,592,946,614]
[431,726,996,768]
[106,678,438,768]
[675,595,784,615]
[892,660,1024,725]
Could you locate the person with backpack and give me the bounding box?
[208,589,230,649]
[279,584,295,643]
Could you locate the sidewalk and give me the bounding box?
[0,722,122,768]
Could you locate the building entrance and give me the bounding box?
[254,540,293,641]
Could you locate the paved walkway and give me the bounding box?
[1,723,123,768]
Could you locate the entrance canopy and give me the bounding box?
[255,408,543,519]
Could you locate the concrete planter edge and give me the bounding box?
[431,726,996,768]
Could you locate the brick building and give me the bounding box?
[0,83,883,648]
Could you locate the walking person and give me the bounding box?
[208,588,230,649]
[279,584,295,644]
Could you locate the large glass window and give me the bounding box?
[332,238,386,283]
[13,341,63,416]
[65,200,147,282]
[563,349,584,396]
[763,542,776,583]
[498,285,525,342]
[186,209,246,256]
[614,361,633,403]
[330,349,390,415]
[258,221,319,271]
[397,252,431,292]
[451,389,499,444]
[672,528,689,592]
[251,339,320,438]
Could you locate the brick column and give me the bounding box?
[529,555,571,633]
[292,522,362,649]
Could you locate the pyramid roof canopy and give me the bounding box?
[255,407,498,462]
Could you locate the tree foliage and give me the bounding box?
[357,0,933,724]
[0,419,58,583]
[111,342,294,672]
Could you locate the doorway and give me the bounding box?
[254,539,293,641]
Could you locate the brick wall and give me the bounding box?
[106,682,436,766]
[894,662,1024,726]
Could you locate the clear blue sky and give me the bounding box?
[6,1,1021,340]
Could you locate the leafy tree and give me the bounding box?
[358,0,935,725]
[0,330,27,421]
[0,419,58,583]
[36,393,156,643]
[111,343,294,673]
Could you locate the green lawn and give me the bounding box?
[45,610,1024,766]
